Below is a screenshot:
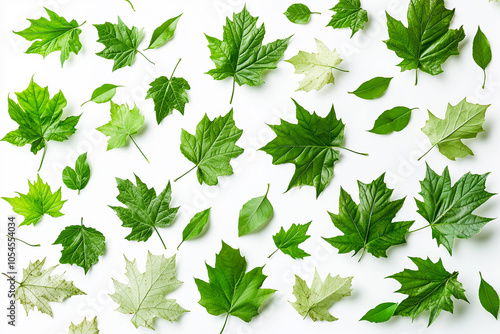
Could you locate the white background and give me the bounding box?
[1,0,500,333]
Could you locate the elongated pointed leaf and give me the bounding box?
[360,302,397,323]
[349,77,392,100]
[146,14,181,50]
[81,84,122,106]
[479,272,499,319]
[178,208,210,249]
[473,27,491,88]
[238,184,273,236]
[369,107,415,135]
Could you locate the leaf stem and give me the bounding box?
[482,69,486,89]
[358,247,366,262]
[264,183,270,198]
[220,313,229,334]
[229,78,236,104]
[174,166,196,182]
[138,50,155,65]
[338,146,368,156]
[177,240,184,250]
[170,58,182,80]
[37,145,47,172]
[5,235,40,247]
[409,224,430,233]
[415,69,418,86]
[129,135,150,163]
[417,144,435,161]
[2,273,21,285]
[154,227,167,249]
[268,249,278,258]
[311,12,321,15]
[332,66,349,73]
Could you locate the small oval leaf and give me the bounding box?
[284,4,317,24]
[360,302,397,323]
[146,14,182,50]
[178,208,211,249]
[81,84,122,106]
[349,77,393,100]
[369,107,416,135]
[479,272,499,319]
[238,184,273,236]
[62,152,91,194]
[472,26,491,89]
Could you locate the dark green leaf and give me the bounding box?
[177,208,211,249]
[271,221,311,259]
[81,84,122,106]
[323,174,413,259]
[473,27,492,89]
[360,302,397,323]
[368,107,415,135]
[349,77,392,100]
[238,184,273,237]
[284,4,317,24]
[62,152,91,194]
[327,0,368,37]
[145,14,182,50]
[479,272,499,319]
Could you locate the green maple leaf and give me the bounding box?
[109,175,179,249]
[385,0,465,84]
[3,175,65,227]
[94,17,153,71]
[14,8,85,66]
[53,218,106,274]
[195,241,275,334]
[323,174,414,259]
[388,257,468,326]
[206,6,291,103]
[285,39,347,92]
[259,99,367,198]
[419,98,489,161]
[269,221,311,259]
[146,59,190,124]
[290,268,352,321]
[62,152,91,194]
[415,164,494,254]
[96,101,149,162]
[109,252,187,329]
[68,317,99,334]
[327,0,368,37]
[176,110,243,185]
[1,78,81,171]
[15,258,85,317]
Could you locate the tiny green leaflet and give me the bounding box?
[369,107,416,135]
[238,184,273,236]
[479,272,499,319]
[360,302,398,323]
[145,14,182,50]
[177,208,211,249]
[284,4,319,24]
[14,7,85,66]
[327,0,368,37]
[62,153,91,194]
[81,84,123,106]
[53,218,105,274]
[269,221,311,259]
[472,27,492,89]
[349,77,392,99]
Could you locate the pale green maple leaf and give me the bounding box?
[68,317,99,334]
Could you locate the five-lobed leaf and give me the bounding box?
[16,258,85,317]
[369,107,416,135]
[349,77,392,100]
[286,39,345,92]
[360,302,398,323]
[323,174,413,259]
[146,14,182,50]
[177,208,211,249]
[109,175,179,249]
[290,268,352,321]
[206,6,291,103]
[195,241,275,333]
[62,152,91,194]
[81,84,123,106]
[177,110,243,185]
[271,221,311,259]
[415,164,494,254]
[109,252,187,329]
[327,0,368,37]
[14,7,84,67]
[479,272,499,319]
[1,78,81,170]
[472,26,492,89]
[388,257,468,326]
[3,175,65,227]
[238,184,273,236]
[385,0,465,84]
[68,317,99,334]
[420,98,489,160]
[284,4,318,24]
[53,218,105,274]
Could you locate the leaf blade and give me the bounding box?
[146,14,182,50]
[479,272,499,319]
[349,77,392,100]
[368,107,415,135]
[360,302,397,323]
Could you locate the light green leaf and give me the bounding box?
[327,0,368,37]
[177,208,211,249]
[360,302,398,323]
[53,218,105,274]
[369,107,416,135]
[16,258,85,317]
[479,272,499,319]
[146,14,182,50]
[68,317,99,334]
[270,221,311,259]
[238,184,273,237]
[284,4,319,24]
[123,0,135,11]
[14,7,84,66]
[419,98,489,160]
[472,27,492,89]
[349,77,392,99]
[109,252,187,329]
[290,268,352,321]
[81,84,123,106]
[177,110,243,185]
[3,175,65,227]
[62,153,91,194]
[285,39,346,92]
